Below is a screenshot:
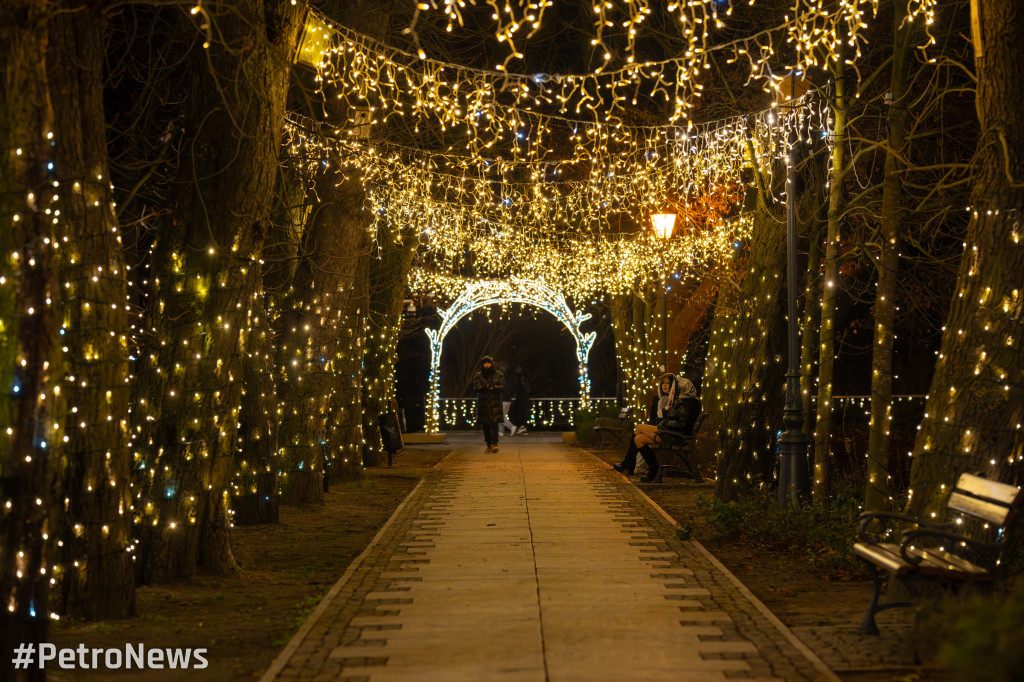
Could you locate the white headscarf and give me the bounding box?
[656,373,697,418]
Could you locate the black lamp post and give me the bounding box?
[652,212,676,370]
[776,75,811,506]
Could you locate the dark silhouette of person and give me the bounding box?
[472,355,505,452]
[508,365,531,435]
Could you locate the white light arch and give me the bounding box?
[424,279,596,433]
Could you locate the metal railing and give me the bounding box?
[436,395,926,431]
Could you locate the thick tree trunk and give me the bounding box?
[233,300,280,525]
[48,0,135,617]
[361,228,416,467]
[907,0,1024,517]
[800,170,826,442]
[865,3,912,512]
[328,227,370,481]
[134,0,302,582]
[665,277,717,377]
[0,2,58,678]
[706,209,787,501]
[278,169,368,503]
[813,61,848,506]
[609,292,652,410]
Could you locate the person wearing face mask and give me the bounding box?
[612,373,699,483]
[472,355,506,452]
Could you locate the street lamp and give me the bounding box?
[651,212,676,370]
[775,73,811,506]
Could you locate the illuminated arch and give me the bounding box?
[424,279,596,433]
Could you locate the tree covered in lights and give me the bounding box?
[4,0,1024,672]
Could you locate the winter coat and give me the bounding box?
[473,369,505,424]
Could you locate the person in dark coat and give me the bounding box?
[613,373,699,482]
[508,365,531,435]
[472,355,505,452]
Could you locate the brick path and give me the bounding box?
[261,435,839,682]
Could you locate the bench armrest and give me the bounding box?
[857,511,954,543]
[594,417,626,429]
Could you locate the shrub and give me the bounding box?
[934,589,1024,682]
[697,482,867,578]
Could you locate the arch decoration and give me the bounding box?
[423,279,596,433]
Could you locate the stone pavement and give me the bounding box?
[261,434,840,682]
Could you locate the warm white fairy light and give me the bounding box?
[423,278,595,432]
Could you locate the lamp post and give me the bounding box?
[776,74,811,506]
[651,212,676,371]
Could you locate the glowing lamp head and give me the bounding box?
[651,213,676,240]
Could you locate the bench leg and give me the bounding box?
[859,561,912,634]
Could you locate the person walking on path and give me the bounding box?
[508,364,531,435]
[473,355,505,452]
[613,373,699,482]
[499,361,516,436]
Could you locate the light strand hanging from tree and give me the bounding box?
[402,1,879,76]
[296,3,864,145]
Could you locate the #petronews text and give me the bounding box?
[12,642,209,670]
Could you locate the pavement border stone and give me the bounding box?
[580,449,841,682]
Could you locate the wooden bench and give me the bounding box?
[853,472,1024,634]
[593,407,634,449]
[649,413,707,483]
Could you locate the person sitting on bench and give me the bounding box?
[613,373,699,482]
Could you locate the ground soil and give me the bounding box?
[47,444,950,681]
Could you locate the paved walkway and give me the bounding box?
[262,435,839,682]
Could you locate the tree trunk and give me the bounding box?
[48,0,135,617]
[907,0,1024,518]
[865,2,912,512]
[665,276,717,377]
[328,223,370,481]
[361,228,416,467]
[801,166,826,442]
[707,208,788,501]
[233,300,280,525]
[813,61,848,506]
[278,168,368,502]
[609,292,651,410]
[0,2,58,677]
[134,0,301,582]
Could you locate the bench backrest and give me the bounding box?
[617,407,631,419]
[948,473,1024,526]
